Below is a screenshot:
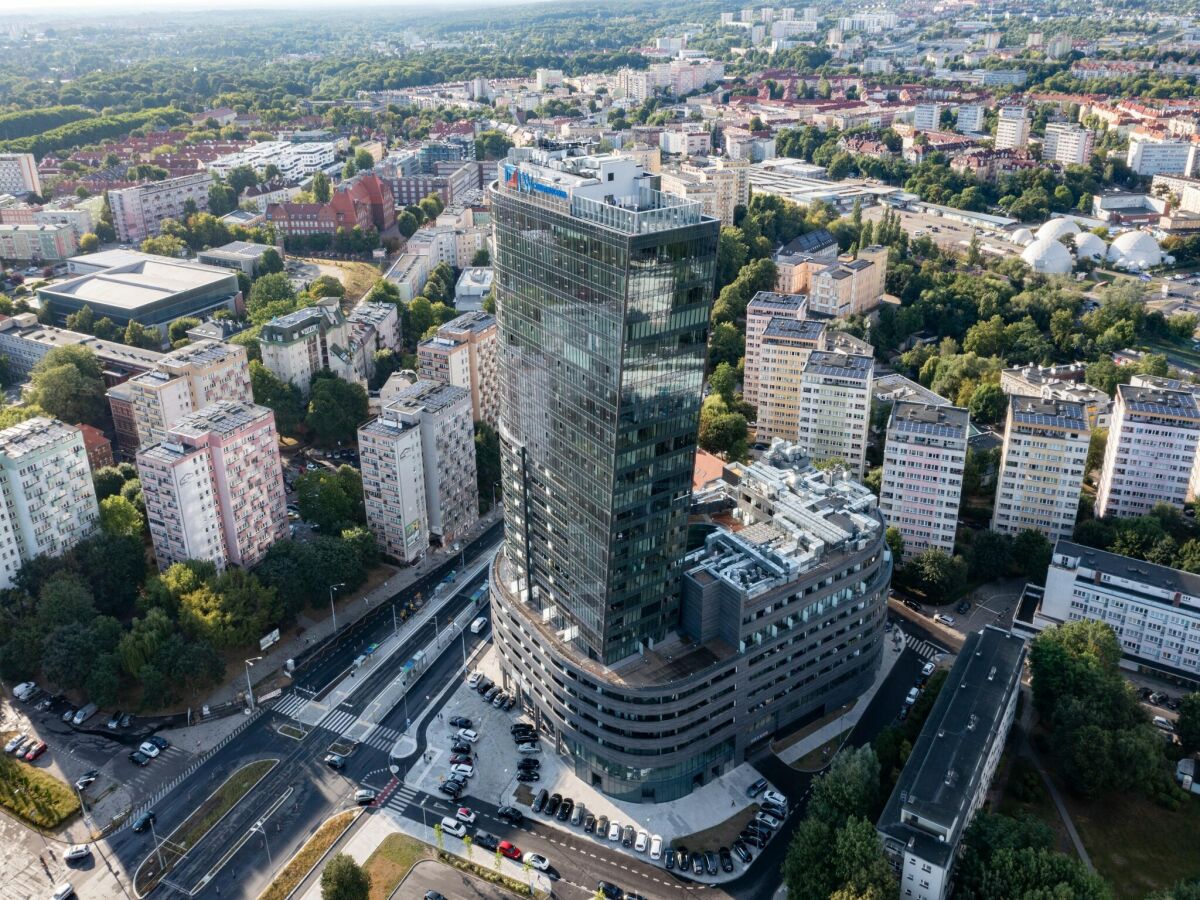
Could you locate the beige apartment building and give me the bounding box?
[775,244,888,318]
[658,156,750,226]
[755,318,826,442]
[743,291,808,407]
[417,311,499,426]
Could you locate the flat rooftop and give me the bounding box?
[1117,383,1200,421]
[890,401,969,436]
[1009,396,1088,431]
[440,310,496,335]
[161,338,243,370]
[383,379,470,417]
[201,240,273,259]
[44,258,236,311]
[1054,539,1200,607]
[804,351,873,381]
[763,317,825,341]
[747,291,807,313]
[170,400,269,440]
[0,416,80,460]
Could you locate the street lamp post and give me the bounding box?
[244,657,263,711]
[148,816,165,872]
[250,819,272,866]
[329,582,346,634]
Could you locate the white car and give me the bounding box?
[761,789,788,809]
[13,681,37,701]
[4,733,27,753]
[138,741,161,759]
[921,661,936,677]
[516,742,541,754]
[354,789,377,805]
[63,845,91,862]
[467,672,481,688]
[523,852,550,871]
[649,834,663,860]
[450,763,475,779]
[905,687,920,706]
[456,806,476,824]
[52,884,74,900]
[456,728,478,744]
[755,811,781,829]
[635,830,649,853]
[608,821,622,841]
[933,613,956,626]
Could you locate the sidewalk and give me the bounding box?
[777,634,906,767]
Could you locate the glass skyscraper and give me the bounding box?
[491,147,718,665]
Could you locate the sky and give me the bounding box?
[0,0,528,13]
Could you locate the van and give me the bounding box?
[470,616,488,635]
[51,884,75,900]
[1153,716,1175,732]
[440,816,467,838]
[72,703,98,726]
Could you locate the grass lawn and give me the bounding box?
[1064,791,1200,899]
[0,734,80,828]
[1141,337,1200,370]
[995,755,1076,858]
[671,805,759,851]
[298,258,382,302]
[792,729,851,772]
[258,809,358,900]
[364,833,433,900]
[136,758,277,894]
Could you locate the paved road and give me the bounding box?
[396,858,513,899]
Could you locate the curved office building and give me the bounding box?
[488,146,889,802]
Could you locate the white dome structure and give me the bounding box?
[1036,218,1082,242]
[1011,228,1035,246]
[1074,232,1107,261]
[1021,237,1074,275]
[1107,230,1162,269]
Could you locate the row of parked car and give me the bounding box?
[466,671,517,712]
[4,732,48,762]
[12,680,133,729]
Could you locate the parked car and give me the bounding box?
[23,740,47,761]
[933,613,956,627]
[106,712,122,730]
[439,817,467,838]
[635,830,649,852]
[498,841,522,861]
[664,847,676,870]
[511,722,535,735]
[607,821,621,842]
[450,763,475,779]
[517,758,540,771]
[622,825,635,847]
[138,741,161,759]
[584,814,596,834]
[905,687,920,706]
[546,793,562,815]
[762,789,788,808]
[596,815,609,837]
[74,771,99,791]
[450,742,471,755]
[523,852,550,872]
[12,681,37,701]
[449,716,472,728]
[556,798,574,821]
[597,882,622,900]
[746,777,768,798]
[921,661,936,678]
[455,806,476,824]
[438,782,462,798]
[532,789,548,813]
[129,750,150,767]
[455,728,478,743]
[902,598,922,612]
[63,845,91,863]
[497,805,525,826]
[517,742,541,754]
[71,703,98,726]
[51,884,74,900]
[4,733,27,754]
[1154,715,1175,732]
[719,847,734,872]
[755,811,781,828]
[692,852,705,875]
[145,735,169,751]
[354,789,377,805]
[516,771,540,782]
[761,801,787,820]
[467,672,482,688]
[732,840,752,864]
[571,803,585,827]
[705,850,719,875]
[475,831,500,852]
[450,754,472,765]
[60,708,76,724]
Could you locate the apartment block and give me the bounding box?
[913,103,942,132]
[259,298,369,397]
[657,157,750,226]
[808,245,888,318]
[744,291,808,407]
[0,153,41,196]
[956,104,986,134]
[798,351,874,476]
[358,410,429,564]
[1095,384,1200,519]
[878,402,969,557]
[878,626,1025,900]
[1126,132,1198,177]
[137,401,287,571]
[992,397,1089,542]
[108,173,214,244]
[755,318,827,442]
[416,311,498,427]
[774,228,839,293]
[374,381,478,545]
[1042,123,1095,166]
[0,223,75,262]
[999,362,1111,428]
[994,106,1030,150]
[0,418,99,587]
[124,340,253,449]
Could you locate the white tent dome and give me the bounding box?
[1074,232,1107,261]
[1022,237,1074,274]
[1011,228,1035,246]
[1107,230,1162,269]
[1036,218,1082,242]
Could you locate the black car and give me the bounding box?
[132,811,156,834]
[129,750,150,767]
[512,730,535,743]
[324,754,345,770]
[145,735,169,751]
[546,793,562,815]
[596,815,609,837]
[691,852,704,875]
[450,742,471,755]
[732,840,752,864]
[498,806,525,826]
[516,771,540,782]
[622,825,635,847]
[476,677,493,693]
[439,783,462,798]
[510,722,535,735]
[75,770,99,791]
[760,801,787,820]
[449,716,472,728]
[625,894,647,900]
[903,598,923,612]
[503,696,516,711]
[740,832,766,849]
[746,777,768,798]
[557,798,574,821]
[676,845,688,869]
[583,814,596,833]
[517,758,540,771]
[597,882,622,900]
[664,848,676,871]
[474,831,501,852]
[704,850,718,875]
[956,600,972,615]
[532,789,549,813]
[424,892,445,900]
[484,687,499,702]
[719,847,733,872]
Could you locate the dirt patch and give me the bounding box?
[791,729,852,772]
[258,809,358,900]
[364,833,434,900]
[670,805,760,851]
[771,701,855,754]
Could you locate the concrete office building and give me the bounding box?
[417,311,498,427]
[124,340,253,448]
[372,381,478,546]
[878,626,1025,900]
[259,298,367,396]
[0,312,163,380]
[1095,384,1200,519]
[138,401,287,572]
[1021,541,1200,687]
[0,153,41,196]
[743,291,808,407]
[108,173,214,244]
[1126,133,1198,177]
[879,403,969,557]
[196,241,277,277]
[0,418,99,587]
[992,397,1089,542]
[798,351,874,476]
[358,408,430,564]
[994,106,1031,150]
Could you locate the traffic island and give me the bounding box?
[134,758,277,896]
[0,734,80,829]
[258,808,360,900]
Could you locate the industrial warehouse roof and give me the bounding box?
[44,258,236,311]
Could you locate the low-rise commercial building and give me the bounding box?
[0,312,163,379]
[453,267,493,312]
[196,241,278,277]
[878,626,1026,900]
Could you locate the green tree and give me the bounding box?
[698,395,747,460]
[26,345,107,425]
[124,320,160,349]
[140,234,188,257]
[295,466,364,533]
[249,360,304,435]
[406,297,435,340]
[396,209,419,238]
[1086,427,1108,474]
[708,322,744,370]
[475,421,501,513]
[247,272,296,316]
[1012,528,1053,582]
[92,466,127,501]
[808,746,880,827]
[475,130,515,161]
[976,848,1111,900]
[885,526,904,560]
[904,549,967,601]
[320,853,371,900]
[309,274,345,298]
[306,376,369,445]
[709,362,737,404]
[311,171,332,203]
[78,232,100,253]
[968,382,1007,425]
[1176,692,1200,755]
[168,317,202,344]
[967,530,1012,582]
[470,248,490,266]
[258,247,284,275]
[99,495,144,537]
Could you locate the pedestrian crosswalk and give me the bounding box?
[382,782,419,813]
[320,709,358,733]
[361,724,403,752]
[271,693,310,719]
[907,636,944,661]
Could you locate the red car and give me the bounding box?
[498,841,522,861]
[23,740,47,761]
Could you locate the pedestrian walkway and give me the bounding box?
[319,709,358,734]
[361,723,404,753]
[270,693,310,719]
[906,636,945,662]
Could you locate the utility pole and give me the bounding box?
[329,582,346,633]
[250,820,272,866]
[244,657,262,710]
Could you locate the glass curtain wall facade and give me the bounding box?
[490,165,718,666]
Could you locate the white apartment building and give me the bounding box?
[838,11,898,32]
[137,401,287,571]
[0,153,41,196]
[1126,133,1198,177]
[259,298,369,397]
[1042,123,1095,166]
[913,104,942,132]
[994,106,1031,151]
[878,626,1025,900]
[367,381,479,547]
[125,340,252,448]
[109,173,214,244]
[743,291,808,407]
[535,68,564,90]
[798,351,873,476]
[0,418,99,587]
[1028,541,1200,686]
[1095,384,1200,519]
[416,311,499,427]
[659,129,712,157]
[992,397,1089,542]
[358,408,430,564]
[956,105,986,134]
[207,141,337,181]
[999,362,1111,428]
[878,402,969,558]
